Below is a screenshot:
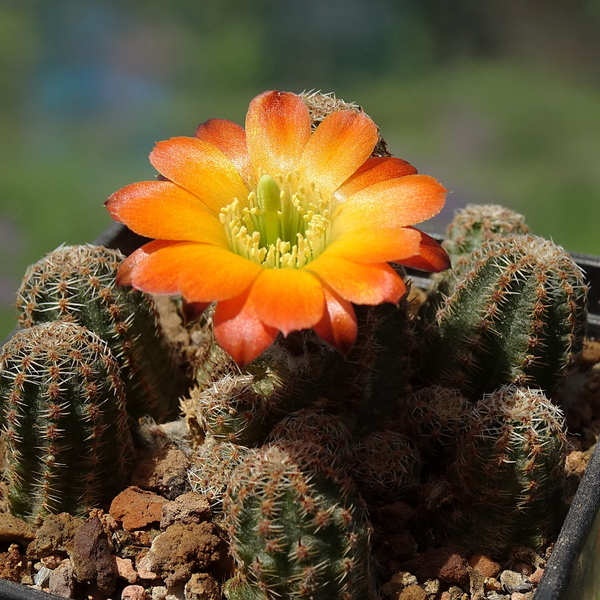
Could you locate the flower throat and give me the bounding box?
[219,172,331,269]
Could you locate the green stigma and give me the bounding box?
[256,174,282,246]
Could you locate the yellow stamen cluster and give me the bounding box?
[219,171,332,269]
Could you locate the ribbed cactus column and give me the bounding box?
[16,244,188,421]
[418,234,587,399]
[0,321,134,523]
[222,443,379,600]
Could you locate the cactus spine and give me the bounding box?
[418,234,587,399]
[0,321,134,523]
[16,244,188,421]
[448,385,567,552]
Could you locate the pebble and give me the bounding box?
[511,593,535,600]
[48,558,75,598]
[500,570,533,594]
[398,585,427,600]
[33,566,52,588]
[122,585,149,600]
[137,554,160,580]
[109,486,168,531]
[115,556,138,584]
[529,566,545,585]
[468,554,501,579]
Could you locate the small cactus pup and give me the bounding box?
[418,234,588,400]
[0,321,134,523]
[443,204,530,266]
[222,442,379,600]
[16,244,189,421]
[447,385,567,553]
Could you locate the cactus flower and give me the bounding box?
[106,90,449,366]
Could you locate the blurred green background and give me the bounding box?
[1,0,599,338]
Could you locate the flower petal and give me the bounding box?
[336,156,418,201]
[298,109,379,193]
[249,268,325,336]
[245,91,312,179]
[213,290,279,367]
[150,137,249,214]
[307,255,407,305]
[194,118,252,184]
[106,180,228,245]
[324,226,422,263]
[333,174,447,234]
[397,229,450,272]
[312,285,357,355]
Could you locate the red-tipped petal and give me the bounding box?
[307,255,407,305]
[336,156,418,200]
[398,229,451,272]
[298,109,379,193]
[194,118,252,184]
[249,268,325,336]
[116,240,176,290]
[213,290,279,367]
[312,285,357,355]
[106,180,227,245]
[245,91,312,179]
[150,137,249,214]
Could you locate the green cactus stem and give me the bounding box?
[443,204,530,266]
[418,234,587,399]
[448,384,567,553]
[0,321,134,523]
[222,442,379,600]
[16,244,189,421]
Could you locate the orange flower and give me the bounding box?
[106,91,449,366]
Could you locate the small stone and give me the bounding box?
[414,547,469,585]
[0,513,35,544]
[122,584,149,600]
[446,586,468,600]
[184,572,221,600]
[27,513,83,559]
[110,486,168,531]
[529,566,545,585]
[160,492,212,530]
[500,570,533,594]
[485,577,503,592]
[130,448,191,500]
[41,554,64,569]
[511,593,535,600]
[381,571,418,596]
[514,561,534,576]
[48,558,75,598]
[468,554,501,579]
[398,584,427,600]
[0,544,28,583]
[33,565,52,588]
[152,585,168,600]
[115,556,138,584]
[136,553,160,580]
[422,578,440,596]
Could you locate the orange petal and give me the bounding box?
[336,156,418,201]
[333,174,447,233]
[213,290,279,367]
[106,180,227,245]
[307,255,407,305]
[298,109,379,194]
[398,229,451,273]
[116,244,157,287]
[194,118,252,184]
[248,268,325,336]
[312,285,357,355]
[324,227,422,263]
[149,137,249,214]
[245,91,312,179]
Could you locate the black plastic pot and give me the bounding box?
[0,225,599,600]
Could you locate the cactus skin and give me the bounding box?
[418,234,588,400]
[223,443,379,600]
[16,244,188,421]
[0,321,134,523]
[443,204,530,266]
[448,385,567,553]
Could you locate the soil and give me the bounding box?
[1,298,599,600]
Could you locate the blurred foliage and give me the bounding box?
[1,0,599,338]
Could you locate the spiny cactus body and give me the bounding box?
[16,244,188,421]
[418,234,587,399]
[448,385,567,552]
[223,443,379,600]
[0,321,134,523]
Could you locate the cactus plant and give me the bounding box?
[447,384,567,552]
[16,244,188,421]
[222,442,379,600]
[417,234,588,400]
[0,321,134,523]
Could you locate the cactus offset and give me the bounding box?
[0,321,134,523]
[448,385,567,552]
[418,234,587,399]
[223,442,379,600]
[16,244,188,421]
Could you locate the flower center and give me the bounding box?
[219,172,332,269]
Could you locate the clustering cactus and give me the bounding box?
[222,443,379,600]
[417,234,588,400]
[447,385,567,552]
[16,244,188,421]
[0,321,134,523]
